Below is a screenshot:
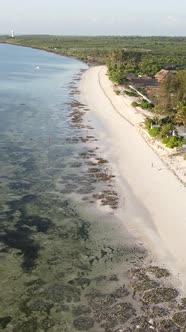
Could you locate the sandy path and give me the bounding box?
[80,65,186,291]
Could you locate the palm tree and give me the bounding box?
[175,101,186,127]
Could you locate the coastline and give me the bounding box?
[80,65,186,290]
[1,43,186,330]
[0,41,97,66]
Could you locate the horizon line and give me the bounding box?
[1,33,186,38]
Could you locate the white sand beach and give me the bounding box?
[80,65,186,291]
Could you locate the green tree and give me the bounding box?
[175,101,186,127]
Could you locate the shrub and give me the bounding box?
[140,100,150,109]
[148,127,160,137]
[115,90,120,95]
[124,90,138,97]
[161,137,169,144]
[159,123,174,138]
[140,100,154,110]
[166,136,184,148]
[145,117,152,130]
[148,103,155,109]
[152,116,160,125]
[131,101,138,107]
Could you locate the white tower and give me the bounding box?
[11,30,15,38]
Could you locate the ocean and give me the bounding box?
[0,44,146,331]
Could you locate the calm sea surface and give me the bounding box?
[0,44,145,331]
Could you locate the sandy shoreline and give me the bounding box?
[80,65,186,292]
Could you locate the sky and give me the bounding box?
[1,0,186,36]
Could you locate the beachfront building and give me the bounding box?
[155,69,170,83]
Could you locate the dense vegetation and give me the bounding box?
[0,35,186,148]
[1,35,186,68]
[144,115,186,148]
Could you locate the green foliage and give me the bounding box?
[132,99,154,110]
[124,90,138,96]
[108,63,128,84]
[152,116,161,125]
[161,137,169,144]
[166,136,184,148]
[148,127,160,137]
[159,123,174,138]
[144,117,153,130]
[144,116,160,130]
[175,101,186,126]
[140,100,149,109]
[145,116,184,149]
[139,100,154,110]
[1,35,186,74]
[158,70,186,113]
[131,101,138,107]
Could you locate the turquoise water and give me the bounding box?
[0,44,145,332]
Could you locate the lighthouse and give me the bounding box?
[11,30,15,38]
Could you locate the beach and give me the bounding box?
[80,65,186,290]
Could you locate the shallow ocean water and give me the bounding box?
[0,44,148,332]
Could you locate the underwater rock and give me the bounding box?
[73,316,94,330]
[0,227,40,272]
[172,311,186,328]
[77,221,90,241]
[0,316,12,329]
[68,277,91,289]
[112,285,130,298]
[157,319,180,331]
[40,318,55,330]
[131,316,156,332]
[25,298,53,313]
[142,287,178,304]
[13,317,38,332]
[109,274,119,281]
[72,305,92,317]
[98,302,136,329]
[177,297,186,310]
[149,306,169,318]
[146,266,170,278]
[130,275,160,292]
[44,282,81,303]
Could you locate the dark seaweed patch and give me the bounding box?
[7,194,37,212]
[0,316,12,329]
[2,190,54,271]
[17,215,53,233]
[8,182,31,191]
[73,316,94,330]
[72,305,92,317]
[2,193,53,271]
[25,298,53,314]
[68,277,91,289]
[13,317,38,332]
[157,319,181,331]
[0,227,40,272]
[77,221,90,241]
[21,158,36,172]
[44,282,81,303]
